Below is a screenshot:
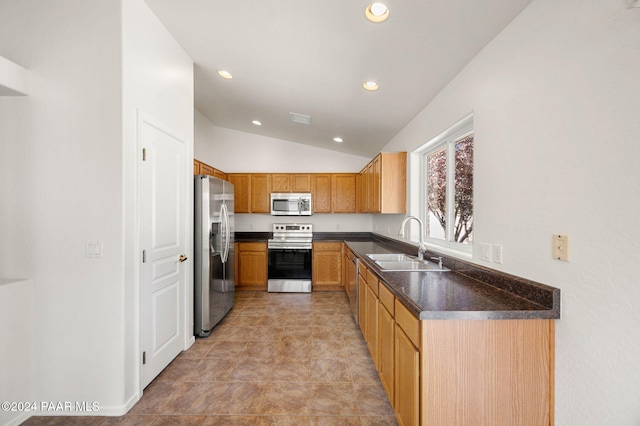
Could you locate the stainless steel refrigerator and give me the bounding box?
[194,175,235,337]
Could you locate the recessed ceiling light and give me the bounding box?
[362,81,379,91]
[252,120,262,126]
[365,2,389,23]
[333,137,343,143]
[217,70,233,79]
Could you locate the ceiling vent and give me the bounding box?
[289,112,312,125]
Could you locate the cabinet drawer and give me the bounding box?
[395,300,420,347]
[359,261,368,278]
[379,283,394,315]
[366,269,379,296]
[313,241,342,252]
[239,242,267,252]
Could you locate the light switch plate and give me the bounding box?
[492,244,503,264]
[552,234,569,261]
[86,241,104,258]
[479,243,491,261]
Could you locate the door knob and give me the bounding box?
[179,255,188,263]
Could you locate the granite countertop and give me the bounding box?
[235,231,560,321]
[345,240,560,321]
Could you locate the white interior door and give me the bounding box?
[140,117,186,388]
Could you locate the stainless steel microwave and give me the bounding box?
[270,193,312,216]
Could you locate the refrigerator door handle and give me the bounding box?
[209,230,216,255]
[221,203,230,263]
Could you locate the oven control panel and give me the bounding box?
[269,223,313,250]
[273,223,313,233]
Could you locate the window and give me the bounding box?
[420,116,473,251]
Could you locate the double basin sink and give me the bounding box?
[366,253,449,272]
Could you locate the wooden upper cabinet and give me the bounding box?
[312,174,332,213]
[194,159,226,180]
[359,152,406,214]
[199,162,215,176]
[291,174,312,192]
[356,172,363,213]
[271,174,291,193]
[250,174,271,213]
[372,155,381,212]
[379,152,405,213]
[227,173,251,213]
[270,173,312,193]
[332,173,357,213]
[207,152,403,215]
[213,169,227,180]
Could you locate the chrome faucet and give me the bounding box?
[399,216,427,260]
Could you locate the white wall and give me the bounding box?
[0,0,125,411]
[195,111,369,173]
[122,0,194,406]
[378,0,640,424]
[0,0,193,416]
[195,111,373,232]
[0,280,33,426]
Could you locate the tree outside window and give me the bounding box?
[424,131,473,247]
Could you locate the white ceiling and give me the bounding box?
[145,0,533,158]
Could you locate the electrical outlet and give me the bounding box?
[552,234,570,261]
[492,244,503,264]
[479,243,491,261]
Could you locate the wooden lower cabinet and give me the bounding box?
[358,274,367,334]
[353,256,554,426]
[395,324,420,426]
[312,241,343,291]
[365,280,379,366]
[235,242,267,290]
[378,286,395,402]
[421,319,554,426]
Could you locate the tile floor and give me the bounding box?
[22,291,397,425]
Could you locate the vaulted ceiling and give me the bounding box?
[145,0,533,157]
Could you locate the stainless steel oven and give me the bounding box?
[267,223,312,292]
